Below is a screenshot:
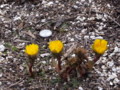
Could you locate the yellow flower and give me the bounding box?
[25,43,39,56]
[92,39,108,54]
[49,40,64,54]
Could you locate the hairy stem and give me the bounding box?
[29,63,34,77]
[57,56,62,72]
[94,54,101,63]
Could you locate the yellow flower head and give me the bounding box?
[25,43,39,56]
[49,40,64,54]
[92,39,108,54]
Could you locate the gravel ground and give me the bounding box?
[0,0,120,90]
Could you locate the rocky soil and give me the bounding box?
[0,0,120,90]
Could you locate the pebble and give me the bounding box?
[79,86,83,90]
[88,17,95,20]
[40,53,50,57]
[101,57,107,63]
[39,29,52,38]
[76,16,86,21]
[109,82,113,86]
[96,14,103,19]
[70,38,74,41]
[71,54,76,57]
[41,19,46,23]
[41,61,46,64]
[107,73,117,81]
[98,26,103,30]
[0,4,8,8]
[0,57,4,62]
[114,46,120,53]
[19,66,24,71]
[107,61,114,67]
[98,86,103,90]
[13,16,21,21]
[73,5,78,9]
[90,36,96,39]
[113,78,119,84]
[95,36,103,39]
[84,35,89,39]
[101,65,106,69]
[116,67,120,73]
[0,45,5,52]
[0,73,2,77]
[46,1,54,6]
[112,67,117,72]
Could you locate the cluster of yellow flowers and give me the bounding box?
[24,39,108,78]
[25,39,108,56]
[25,40,64,56]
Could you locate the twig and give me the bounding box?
[107,14,120,27]
[8,78,24,88]
[61,43,77,61]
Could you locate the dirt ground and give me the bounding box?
[0,0,120,90]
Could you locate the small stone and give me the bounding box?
[101,65,106,69]
[114,47,120,53]
[39,29,52,38]
[81,29,87,34]
[102,57,107,63]
[41,19,46,23]
[116,67,120,73]
[109,82,113,86]
[0,45,5,52]
[107,4,111,8]
[19,66,24,71]
[88,17,95,20]
[79,86,83,90]
[107,73,117,81]
[0,73,2,77]
[13,16,21,21]
[70,38,74,41]
[98,26,103,30]
[96,14,103,19]
[113,78,119,84]
[98,86,103,90]
[47,1,54,6]
[71,54,75,57]
[112,67,117,72]
[41,61,46,64]
[76,16,85,21]
[0,57,4,62]
[84,35,89,39]
[35,25,41,30]
[107,61,114,67]
[40,53,50,57]
[48,66,52,70]
[95,36,103,39]
[90,36,95,39]
[0,4,8,8]
[73,5,78,9]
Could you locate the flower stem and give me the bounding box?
[94,54,101,63]
[29,63,34,77]
[57,56,62,72]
